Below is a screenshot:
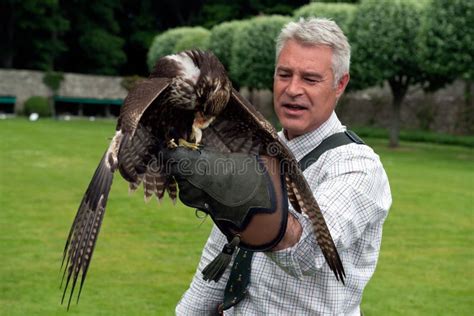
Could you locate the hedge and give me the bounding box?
[147,27,211,70]
[230,15,292,90]
[209,20,247,75]
[293,2,357,33]
[23,96,51,117]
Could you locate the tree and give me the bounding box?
[309,0,359,3]
[58,0,126,75]
[43,71,64,116]
[419,0,474,134]
[0,0,69,70]
[350,0,427,147]
[193,0,307,28]
[116,0,158,76]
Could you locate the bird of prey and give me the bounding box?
[60,50,345,308]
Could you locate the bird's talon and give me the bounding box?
[167,139,178,149]
[178,138,200,150]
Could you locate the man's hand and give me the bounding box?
[271,213,302,251]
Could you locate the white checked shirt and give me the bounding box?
[176,112,392,315]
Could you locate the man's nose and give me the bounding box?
[285,77,303,98]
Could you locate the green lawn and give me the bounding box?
[1,118,473,315]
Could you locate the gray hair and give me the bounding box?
[275,18,351,87]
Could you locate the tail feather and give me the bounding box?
[166,177,178,204]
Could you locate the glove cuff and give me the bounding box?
[182,154,288,252]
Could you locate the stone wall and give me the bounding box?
[337,80,473,135]
[0,69,128,113]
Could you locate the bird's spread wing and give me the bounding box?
[61,152,115,308]
[118,77,170,136]
[117,76,178,202]
[201,89,277,154]
[203,89,346,283]
[61,77,174,308]
[118,124,176,203]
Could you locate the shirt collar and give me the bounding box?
[278,111,346,161]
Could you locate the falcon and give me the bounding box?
[60,50,345,308]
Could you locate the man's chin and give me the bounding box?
[281,124,308,140]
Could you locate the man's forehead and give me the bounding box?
[283,39,333,52]
[276,43,332,74]
[278,40,332,59]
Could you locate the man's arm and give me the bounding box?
[176,226,229,315]
[266,146,392,278]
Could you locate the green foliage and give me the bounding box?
[23,96,51,117]
[147,27,211,70]
[231,15,291,90]
[42,71,64,93]
[174,29,210,52]
[294,2,357,33]
[0,0,69,70]
[418,0,474,85]
[196,3,244,29]
[349,0,427,90]
[193,0,307,28]
[310,0,359,2]
[209,20,247,74]
[60,0,126,75]
[78,29,127,75]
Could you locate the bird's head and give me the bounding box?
[200,75,231,116]
[187,51,232,116]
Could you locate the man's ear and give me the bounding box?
[335,73,350,99]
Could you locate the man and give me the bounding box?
[174,18,392,315]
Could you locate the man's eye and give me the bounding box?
[304,78,318,83]
[278,73,291,78]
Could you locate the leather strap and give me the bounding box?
[299,130,364,172]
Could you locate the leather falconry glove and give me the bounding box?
[162,147,289,281]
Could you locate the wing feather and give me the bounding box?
[118,77,170,136]
[61,152,114,309]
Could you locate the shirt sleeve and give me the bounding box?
[176,225,230,316]
[266,145,392,278]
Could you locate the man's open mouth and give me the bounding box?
[283,103,307,110]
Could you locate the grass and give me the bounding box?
[0,118,473,315]
[353,126,474,148]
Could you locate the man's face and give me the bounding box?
[273,40,349,140]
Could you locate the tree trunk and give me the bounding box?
[248,87,256,106]
[460,79,473,134]
[389,94,402,148]
[388,77,409,148]
[48,94,56,118]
